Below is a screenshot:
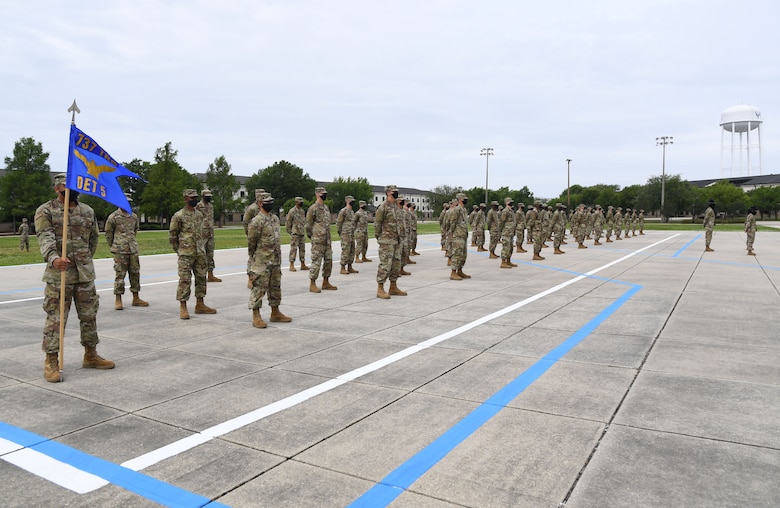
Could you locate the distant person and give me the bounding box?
[448,193,471,279]
[552,203,566,254]
[487,201,500,259]
[105,194,149,310]
[305,186,337,292]
[18,217,29,251]
[336,195,358,275]
[408,202,420,256]
[638,209,646,235]
[474,202,487,252]
[242,188,265,287]
[498,197,516,269]
[374,185,406,298]
[745,205,757,256]
[354,200,372,263]
[196,188,221,282]
[703,199,715,252]
[514,203,527,254]
[285,196,308,271]
[35,173,114,382]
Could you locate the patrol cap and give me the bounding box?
[518,202,525,208]
[384,185,397,193]
[53,173,67,186]
[456,193,466,199]
[345,195,354,202]
[640,209,645,212]
[480,202,486,207]
[556,202,562,207]
[608,205,614,209]
[201,188,212,197]
[534,199,541,205]
[295,196,304,203]
[358,200,366,206]
[708,199,715,205]
[504,197,512,204]
[22,217,27,222]
[261,192,274,204]
[491,200,499,206]
[315,186,327,194]
[473,204,478,210]
[254,188,265,199]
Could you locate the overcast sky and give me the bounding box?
[2,0,778,198]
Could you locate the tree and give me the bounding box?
[140,142,199,227]
[326,176,373,212]
[121,158,152,206]
[747,186,780,219]
[703,180,749,218]
[0,137,52,225]
[205,155,240,227]
[636,175,697,221]
[245,160,316,211]
[429,184,463,214]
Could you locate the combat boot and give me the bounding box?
[640,231,645,235]
[748,250,755,256]
[554,248,565,255]
[533,253,545,261]
[354,254,362,264]
[115,294,123,310]
[406,257,416,264]
[578,243,587,249]
[289,262,297,272]
[348,264,359,273]
[488,251,499,259]
[82,345,115,369]
[252,308,267,328]
[500,259,512,268]
[606,238,613,243]
[412,250,420,255]
[594,240,602,245]
[44,353,60,383]
[705,247,714,252]
[456,269,471,279]
[270,306,292,322]
[322,278,338,290]
[361,254,372,262]
[517,246,527,253]
[377,283,390,299]
[447,257,452,266]
[450,270,462,280]
[180,301,190,320]
[508,260,518,267]
[195,297,217,314]
[389,281,407,296]
[340,264,349,275]
[477,246,486,252]
[300,261,310,270]
[399,268,411,276]
[309,279,321,293]
[132,292,149,307]
[207,271,222,282]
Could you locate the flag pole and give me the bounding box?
[58,100,80,381]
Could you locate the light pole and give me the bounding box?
[565,158,572,209]
[656,136,673,212]
[481,148,493,206]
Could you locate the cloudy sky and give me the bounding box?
[2,0,777,198]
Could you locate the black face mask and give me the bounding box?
[508,202,514,208]
[187,199,199,207]
[360,205,366,209]
[203,196,211,203]
[262,203,274,212]
[296,202,302,208]
[320,193,328,200]
[60,190,80,202]
[391,191,399,199]
[348,201,355,208]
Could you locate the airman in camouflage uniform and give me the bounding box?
[448,193,471,280]
[170,189,217,319]
[337,195,358,275]
[243,188,265,286]
[623,208,632,238]
[196,188,221,282]
[527,200,544,260]
[374,185,406,298]
[552,203,566,254]
[613,207,623,240]
[638,209,646,235]
[631,209,639,236]
[354,200,372,263]
[398,197,412,275]
[474,203,487,252]
[745,205,757,255]
[703,200,715,251]
[498,197,516,268]
[573,204,588,249]
[408,202,420,256]
[18,217,30,251]
[541,204,552,248]
[247,192,292,328]
[105,194,148,310]
[514,203,527,254]
[286,196,308,271]
[592,205,604,245]
[604,205,614,242]
[487,201,500,258]
[306,186,337,292]
[35,173,114,382]
[438,202,450,251]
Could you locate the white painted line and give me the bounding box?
[2,447,109,494]
[0,437,24,455]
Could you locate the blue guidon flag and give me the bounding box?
[66,124,143,212]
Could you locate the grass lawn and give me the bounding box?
[0,220,769,268]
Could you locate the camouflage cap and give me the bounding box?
[183,189,198,198]
[518,202,525,208]
[358,200,366,206]
[295,196,304,203]
[53,173,67,186]
[504,197,512,204]
[315,186,326,194]
[608,205,614,209]
[22,217,27,222]
[384,184,398,193]
[254,188,265,199]
[491,200,499,206]
[472,204,478,210]
[556,202,562,207]
[480,202,486,207]
[456,193,466,199]
[201,188,212,197]
[261,192,274,204]
[534,199,542,205]
[640,209,645,212]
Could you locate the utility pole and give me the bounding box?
[656,136,673,211]
[480,148,493,206]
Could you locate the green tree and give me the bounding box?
[326,176,373,212]
[747,186,780,219]
[703,180,749,218]
[636,175,696,221]
[121,158,152,207]
[205,155,240,227]
[245,160,316,211]
[429,184,463,214]
[140,142,199,227]
[0,137,52,225]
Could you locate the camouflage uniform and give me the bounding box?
[638,210,645,234]
[105,207,142,295]
[745,207,756,253]
[541,205,552,244]
[498,200,516,262]
[285,199,307,264]
[408,204,418,254]
[613,208,623,239]
[18,219,30,251]
[605,206,614,241]
[514,205,526,248]
[623,209,632,237]
[336,198,357,268]
[572,206,587,245]
[170,199,207,302]
[438,204,449,249]
[703,203,715,249]
[527,203,544,257]
[243,189,265,275]
[354,201,370,260]
[443,203,455,256]
[375,188,402,284]
[195,190,216,273]
[473,205,486,250]
[448,198,469,271]
[248,202,283,309]
[398,199,410,268]
[593,206,604,244]
[486,202,500,254]
[551,205,565,250]
[35,195,100,353]
[468,205,478,245]
[306,200,333,281]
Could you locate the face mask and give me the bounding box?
[508,202,514,207]
[188,199,199,207]
[462,199,468,206]
[320,193,328,200]
[348,201,355,208]
[60,190,79,201]
[391,191,399,199]
[296,202,302,207]
[262,203,274,212]
[203,196,211,203]
[360,205,365,209]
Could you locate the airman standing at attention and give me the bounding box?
[469,204,478,246]
[170,189,217,319]
[703,200,715,251]
[527,200,545,260]
[745,205,757,255]
[247,192,291,328]
[498,197,516,268]
[337,195,358,275]
[448,193,471,280]
[397,197,412,275]
[487,201,500,259]
[408,202,420,256]
[196,188,221,283]
[105,193,148,310]
[354,200,371,263]
[552,203,566,254]
[638,209,646,235]
[573,204,588,249]
[285,196,308,272]
[631,208,639,236]
[243,188,265,287]
[614,207,623,240]
[604,205,614,242]
[404,201,417,265]
[623,208,632,238]
[375,185,406,299]
[438,202,449,251]
[443,199,456,266]
[474,203,487,252]
[18,217,30,251]
[593,205,604,245]
[306,186,337,292]
[514,203,527,254]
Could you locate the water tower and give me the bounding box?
[720,104,763,176]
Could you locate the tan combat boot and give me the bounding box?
[270,306,292,322]
[508,260,518,267]
[44,353,60,383]
[477,246,486,252]
[348,264,359,273]
[606,238,613,243]
[180,301,190,320]
[406,257,416,264]
[389,281,407,296]
[488,251,499,259]
[457,269,471,279]
[83,345,115,369]
[500,259,512,268]
[748,250,755,256]
[361,254,372,262]
[340,264,349,275]
[594,240,602,245]
[115,294,123,310]
[309,279,321,293]
[412,250,420,255]
[208,271,222,282]
[354,254,362,264]
[322,278,338,290]
[533,253,545,261]
[377,283,390,299]
[517,246,527,253]
[247,276,252,288]
[289,262,297,272]
[450,270,462,280]
[252,308,267,328]
[705,246,714,252]
[300,261,310,270]
[554,248,565,254]
[578,243,587,249]
[399,268,411,276]
[195,297,217,314]
[132,292,149,307]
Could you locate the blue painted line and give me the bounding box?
[672,233,701,257]
[0,422,230,508]
[349,283,642,508]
